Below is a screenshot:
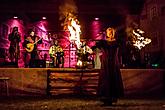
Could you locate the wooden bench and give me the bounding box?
[0,77,10,96]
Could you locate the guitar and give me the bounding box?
[25,37,42,52]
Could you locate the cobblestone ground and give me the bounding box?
[0,97,165,110]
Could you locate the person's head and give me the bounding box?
[28,29,35,37]
[82,41,86,46]
[54,40,58,46]
[106,27,116,41]
[30,31,35,36]
[12,26,18,33]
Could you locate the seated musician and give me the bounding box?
[49,40,64,68]
[77,41,93,68]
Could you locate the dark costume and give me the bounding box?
[95,40,124,105]
[8,27,21,64]
[23,33,42,68]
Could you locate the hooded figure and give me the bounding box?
[8,26,21,65]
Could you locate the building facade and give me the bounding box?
[140,0,165,68]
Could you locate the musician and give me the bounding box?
[49,40,64,68]
[23,29,42,67]
[77,41,93,68]
[8,26,21,65]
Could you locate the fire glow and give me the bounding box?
[132,29,151,50]
[77,60,82,66]
[67,17,82,49]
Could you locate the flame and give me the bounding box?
[132,29,151,49]
[77,60,82,66]
[68,17,82,49]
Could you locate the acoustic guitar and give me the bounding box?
[25,38,42,52]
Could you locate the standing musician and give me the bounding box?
[8,26,21,65]
[23,29,42,67]
[49,40,64,68]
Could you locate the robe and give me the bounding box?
[96,40,124,100]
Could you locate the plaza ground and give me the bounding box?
[0,96,165,110]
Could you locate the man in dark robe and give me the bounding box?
[8,26,21,65]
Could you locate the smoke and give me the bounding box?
[59,0,78,21]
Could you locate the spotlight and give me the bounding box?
[95,17,99,20]
[13,16,18,19]
[42,17,47,20]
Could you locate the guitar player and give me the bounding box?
[23,29,42,68]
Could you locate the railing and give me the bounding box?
[47,69,100,96]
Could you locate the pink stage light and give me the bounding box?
[91,19,102,40]
[95,17,99,20]
[13,16,18,19]
[42,17,47,20]
[36,21,47,32]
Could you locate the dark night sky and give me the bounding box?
[0,0,145,14]
[0,0,145,31]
